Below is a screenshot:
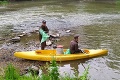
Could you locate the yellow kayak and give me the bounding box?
[14,49,108,61]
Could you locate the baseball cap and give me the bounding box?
[74,34,79,39]
[42,20,46,23]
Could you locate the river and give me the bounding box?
[0,0,120,80]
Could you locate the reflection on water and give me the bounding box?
[58,59,88,77]
[0,0,120,80]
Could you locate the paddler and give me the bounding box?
[39,20,49,50]
[69,35,83,54]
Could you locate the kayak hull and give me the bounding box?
[14,49,108,61]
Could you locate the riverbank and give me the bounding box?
[0,28,74,75]
[0,59,89,80]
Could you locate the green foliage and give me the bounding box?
[60,73,72,80]
[4,64,20,80]
[0,0,8,6]
[39,59,60,80]
[18,75,40,80]
[40,74,50,80]
[0,76,3,80]
[49,59,60,80]
[80,65,89,80]
[116,0,120,7]
[2,60,89,80]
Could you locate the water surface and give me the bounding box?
[0,0,120,80]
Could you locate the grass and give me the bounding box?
[1,60,89,80]
[80,65,89,80]
[0,0,8,6]
[4,64,20,80]
[116,0,120,5]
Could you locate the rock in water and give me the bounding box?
[0,37,5,41]
[46,40,52,46]
[11,37,20,42]
[49,34,60,38]
[66,30,71,33]
[24,65,39,76]
[31,65,39,71]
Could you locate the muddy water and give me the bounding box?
[0,0,120,80]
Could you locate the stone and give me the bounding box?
[31,65,39,71]
[52,44,57,49]
[30,30,36,33]
[26,43,28,45]
[18,34,24,37]
[24,65,39,76]
[49,33,60,38]
[11,37,20,42]
[46,40,52,46]
[65,30,71,33]
[22,32,27,36]
[0,37,5,41]
[35,29,39,32]
[18,32,27,37]
[0,67,4,76]
[24,66,30,72]
[56,33,60,37]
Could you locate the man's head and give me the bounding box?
[74,35,79,42]
[42,20,46,26]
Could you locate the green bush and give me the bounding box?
[49,59,60,80]
[80,65,89,80]
[2,60,89,80]
[0,76,3,80]
[4,64,20,80]
[0,0,8,6]
[39,59,59,80]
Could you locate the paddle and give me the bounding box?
[79,49,89,69]
[81,63,86,69]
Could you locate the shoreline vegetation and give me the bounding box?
[0,0,119,6]
[0,0,8,6]
[0,59,89,80]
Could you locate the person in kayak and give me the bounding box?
[39,20,49,50]
[70,35,83,54]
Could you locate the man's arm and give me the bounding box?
[45,26,49,33]
[74,43,80,52]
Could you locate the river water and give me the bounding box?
[0,0,120,80]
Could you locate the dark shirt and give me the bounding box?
[70,40,81,54]
[39,25,49,33]
[39,25,49,41]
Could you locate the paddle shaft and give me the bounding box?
[81,63,86,69]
